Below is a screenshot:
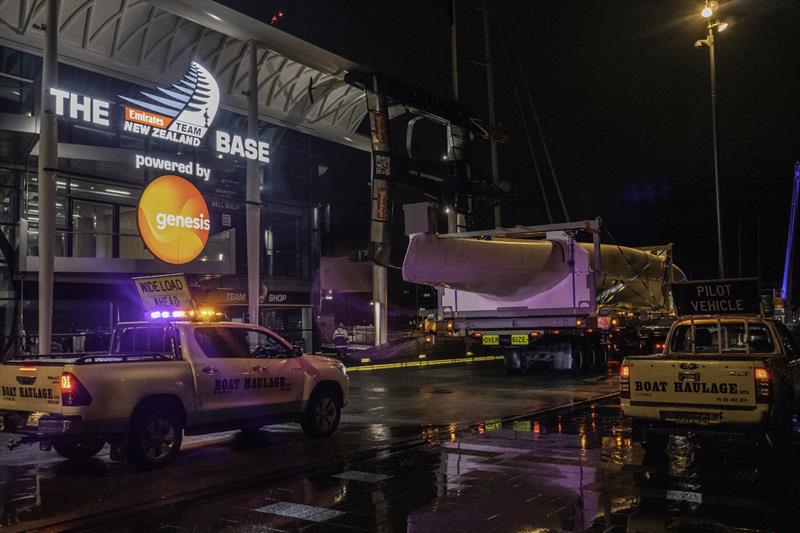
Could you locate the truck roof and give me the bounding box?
[117,320,243,327]
[675,315,766,323]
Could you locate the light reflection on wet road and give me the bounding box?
[65,399,800,532]
[0,362,616,531]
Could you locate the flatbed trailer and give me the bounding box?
[402,207,683,373]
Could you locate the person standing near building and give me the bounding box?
[333,323,349,356]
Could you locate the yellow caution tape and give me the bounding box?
[347,355,503,372]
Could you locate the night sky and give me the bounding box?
[220,0,799,291]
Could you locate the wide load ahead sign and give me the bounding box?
[134,274,193,311]
[672,278,761,316]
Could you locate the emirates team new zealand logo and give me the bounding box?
[119,62,220,147]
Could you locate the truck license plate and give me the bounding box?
[511,334,529,345]
[482,335,499,346]
[667,413,709,426]
[26,412,45,428]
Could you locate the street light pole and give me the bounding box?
[706,21,726,278]
[697,2,728,278]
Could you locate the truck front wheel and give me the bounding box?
[302,389,341,438]
[127,411,183,469]
[52,436,105,460]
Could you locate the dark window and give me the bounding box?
[194,327,291,359]
[747,323,775,354]
[720,323,747,353]
[694,325,718,353]
[245,329,291,359]
[670,325,692,353]
[112,326,177,356]
[194,327,249,358]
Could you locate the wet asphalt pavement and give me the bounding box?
[6,362,796,532]
[79,399,800,533]
[0,361,616,531]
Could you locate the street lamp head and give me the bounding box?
[701,0,718,18]
[717,21,729,32]
[694,39,707,48]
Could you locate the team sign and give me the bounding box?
[137,176,210,264]
[49,61,269,163]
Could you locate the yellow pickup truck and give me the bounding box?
[0,317,349,469]
[620,279,800,452]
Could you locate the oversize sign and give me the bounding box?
[672,278,761,316]
[49,61,269,163]
[138,175,210,264]
[133,274,193,311]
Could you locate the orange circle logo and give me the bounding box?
[138,175,210,264]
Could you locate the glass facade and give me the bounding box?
[0,44,352,356]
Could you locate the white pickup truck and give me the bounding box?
[621,314,800,451]
[0,319,349,468]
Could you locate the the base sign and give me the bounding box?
[672,278,761,316]
[49,61,269,169]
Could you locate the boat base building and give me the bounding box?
[0,0,376,355]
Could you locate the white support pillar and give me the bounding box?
[372,264,388,346]
[38,0,58,354]
[246,42,261,325]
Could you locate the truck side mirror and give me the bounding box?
[291,345,303,357]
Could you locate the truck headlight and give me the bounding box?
[336,362,347,376]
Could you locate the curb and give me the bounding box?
[345,355,503,372]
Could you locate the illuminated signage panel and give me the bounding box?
[138,175,210,265]
[49,61,269,163]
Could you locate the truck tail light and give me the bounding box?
[60,372,92,406]
[620,364,631,399]
[754,367,770,404]
[471,332,482,338]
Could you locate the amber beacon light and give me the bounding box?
[137,174,211,264]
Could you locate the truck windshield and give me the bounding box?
[111,326,178,357]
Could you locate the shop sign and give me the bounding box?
[133,274,193,311]
[49,61,269,163]
[138,175,210,264]
[196,288,310,306]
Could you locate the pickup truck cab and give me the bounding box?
[621,315,800,451]
[0,319,349,468]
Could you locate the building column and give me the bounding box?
[246,42,261,325]
[38,0,59,354]
[372,264,387,346]
[301,307,313,353]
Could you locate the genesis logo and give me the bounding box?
[119,62,220,146]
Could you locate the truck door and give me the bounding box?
[190,326,302,424]
[191,326,264,424]
[240,328,304,410]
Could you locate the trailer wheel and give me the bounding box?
[520,351,537,374]
[571,344,586,375]
[587,344,604,372]
[594,345,608,371]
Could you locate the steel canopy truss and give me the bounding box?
[0,0,370,150]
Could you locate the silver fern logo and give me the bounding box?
[119,62,220,147]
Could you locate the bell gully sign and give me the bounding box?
[672,278,761,316]
[49,61,269,163]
